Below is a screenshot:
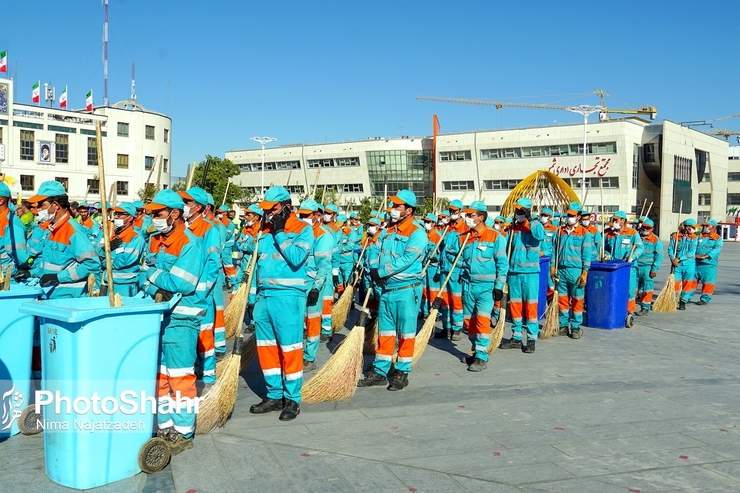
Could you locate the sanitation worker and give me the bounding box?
[459,201,508,371]
[493,215,506,235]
[580,209,602,260]
[551,205,593,338]
[141,189,206,454]
[693,218,723,306]
[235,204,263,325]
[499,197,545,353]
[250,186,313,420]
[359,189,426,391]
[27,181,101,298]
[421,213,441,318]
[668,219,699,310]
[539,207,558,299]
[635,218,663,316]
[435,199,467,341]
[76,201,102,245]
[0,182,29,281]
[178,187,221,385]
[203,193,229,360]
[360,217,383,327]
[337,213,361,292]
[216,204,238,290]
[603,211,643,316]
[107,202,146,296]
[296,199,333,372]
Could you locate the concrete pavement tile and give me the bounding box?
[700,461,740,483]
[384,463,471,493]
[520,477,638,493]
[462,462,576,484]
[449,475,524,493]
[212,434,285,479]
[234,475,300,493]
[704,442,740,460]
[140,465,176,493]
[323,455,408,493]
[551,433,710,459]
[595,465,740,492]
[396,445,574,473]
[170,435,238,493]
[0,458,44,492]
[265,443,354,493]
[23,465,148,493]
[0,433,44,470]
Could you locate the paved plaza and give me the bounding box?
[2,243,739,493]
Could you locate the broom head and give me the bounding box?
[303,324,365,403]
[539,290,560,339]
[332,284,354,333]
[411,307,439,367]
[196,352,240,434]
[488,308,506,354]
[363,318,378,355]
[225,282,249,339]
[652,273,677,313]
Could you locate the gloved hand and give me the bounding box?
[40,273,59,287]
[145,255,158,267]
[109,237,123,251]
[333,275,340,287]
[577,271,588,288]
[307,288,320,306]
[650,271,657,278]
[270,207,289,234]
[429,257,438,265]
[17,261,32,271]
[370,268,386,288]
[602,253,612,261]
[13,269,31,282]
[246,304,255,321]
[155,289,174,302]
[493,288,504,302]
[432,272,441,283]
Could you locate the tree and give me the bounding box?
[190,155,243,207]
[137,183,158,203]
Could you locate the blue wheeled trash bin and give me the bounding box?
[0,285,44,439]
[585,260,631,329]
[20,294,179,489]
[538,256,550,320]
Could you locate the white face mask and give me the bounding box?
[367,226,378,235]
[450,213,460,221]
[702,226,710,234]
[581,219,590,227]
[390,209,402,222]
[245,220,254,227]
[216,214,224,221]
[183,205,193,220]
[640,229,650,236]
[539,216,549,224]
[493,224,501,231]
[423,222,433,231]
[323,213,333,223]
[441,218,450,225]
[464,217,476,229]
[566,216,577,226]
[113,218,125,228]
[612,222,622,231]
[299,216,313,226]
[515,214,526,223]
[36,208,50,223]
[686,227,695,235]
[152,215,172,234]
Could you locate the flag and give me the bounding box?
[0,51,6,73]
[59,86,67,108]
[86,90,93,112]
[433,114,441,138]
[32,81,40,103]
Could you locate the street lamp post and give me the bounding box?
[250,136,277,199]
[566,105,604,204]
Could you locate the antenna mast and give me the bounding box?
[131,61,136,100]
[103,0,109,106]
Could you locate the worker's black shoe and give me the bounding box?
[450,330,462,341]
[499,338,522,350]
[156,426,176,439]
[467,358,487,372]
[558,326,569,337]
[569,328,581,339]
[249,397,284,414]
[635,308,649,317]
[387,372,409,391]
[358,370,387,387]
[522,340,536,353]
[279,400,300,421]
[320,333,332,343]
[678,301,686,311]
[244,323,255,334]
[434,329,449,339]
[165,433,193,457]
[463,354,476,365]
[303,360,316,373]
[696,300,707,306]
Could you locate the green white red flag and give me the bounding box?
[59,86,68,108]
[86,90,93,112]
[0,51,7,73]
[32,81,40,103]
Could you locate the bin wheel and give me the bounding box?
[138,437,171,474]
[18,405,43,435]
[625,314,634,328]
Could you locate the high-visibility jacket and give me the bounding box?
[369,215,426,289]
[425,228,443,266]
[133,214,153,234]
[31,213,101,298]
[325,221,341,274]
[604,227,642,262]
[668,232,697,266]
[237,221,262,259]
[508,219,546,274]
[186,215,221,302]
[460,227,508,289]
[27,221,50,262]
[143,223,207,321]
[540,222,558,258]
[79,216,103,245]
[0,208,30,277]
[637,232,663,272]
[307,222,333,290]
[440,220,467,275]
[255,213,313,295]
[584,224,602,260]
[338,225,361,266]
[696,232,722,266]
[554,225,593,271]
[220,215,236,268]
[110,224,146,286]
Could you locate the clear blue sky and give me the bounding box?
[2,1,738,176]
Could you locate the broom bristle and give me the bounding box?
[488,308,506,355]
[539,292,560,340]
[224,283,248,340]
[195,354,240,434]
[239,335,258,372]
[363,319,378,355]
[303,326,365,403]
[652,274,678,313]
[411,308,439,367]
[87,274,95,297]
[332,285,355,333]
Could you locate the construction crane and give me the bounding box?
[681,113,740,128]
[592,90,657,121]
[706,129,740,141]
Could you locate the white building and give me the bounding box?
[226,118,729,240]
[0,78,171,203]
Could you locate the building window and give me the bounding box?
[727,193,740,206]
[483,179,521,191]
[567,177,620,189]
[240,160,301,172]
[145,125,155,140]
[164,128,169,143]
[644,143,657,163]
[595,205,619,213]
[163,159,169,172]
[306,157,359,168]
[342,183,364,193]
[55,134,69,163]
[117,154,129,169]
[145,156,154,171]
[728,172,740,182]
[87,137,97,166]
[116,181,129,196]
[117,122,129,137]
[20,175,35,191]
[20,130,34,160]
[698,194,711,206]
[703,173,710,183]
[632,144,639,189]
[87,179,99,194]
[439,150,471,162]
[286,185,305,194]
[55,177,69,190]
[442,180,475,191]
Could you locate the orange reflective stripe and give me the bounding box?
[376,335,396,357]
[509,301,523,319]
[197,328,215,354]
[558,294,570,311]
[283,348,304,375]
[257,345,281,370]
[306,315,321,338]
[397,336,414,359]
[524,302,538,320]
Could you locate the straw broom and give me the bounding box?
[489,224,517,354]
[540,222,562,340]
[363,317,378,355]
[1,267,10,291]
[653,202,683,313]
[302,289,374,403]
[196,234,261,433]
[224,233,261,339]
[411,233,471,367]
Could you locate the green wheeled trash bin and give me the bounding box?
[19,294,179,489]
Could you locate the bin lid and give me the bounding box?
[589,260,632,271]
[0,285,44,300]
[19,295,177,324]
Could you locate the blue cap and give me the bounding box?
[337,214,347,223]
[541,207,553,216]
[367,217,381,226]
[246,203,263,216]
[297,199,320,214]
[485,217,494,227]
[0,182,10,198]
[112,202,138,217]
[580,208,591,216]
[515,197,532,209]
[349,212,358,219]
[684,218,697,226]
[218,204,230,212]
[568,201,582,212]
[494,215,505,223]
[612,211,627,220]
[145,189,185,211]
[424,213,438,223]
[133,200,144,209]
[316,203,325,213]
[206,193,215,207]
[370,209,379,217]
[552,218,561,226]
[464,200,487,213]
[449,199,463,211]
[642,218,655,228]
[29,180,67,202]
[259,186,291,209]
[92,202,101,209]
[390,189,417,208]
[180,187,209,206]
[325,204,339,214]
[78,201,90,209]
[704,218,718,227]
[438,209,450,218]
[504,217,513,224]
